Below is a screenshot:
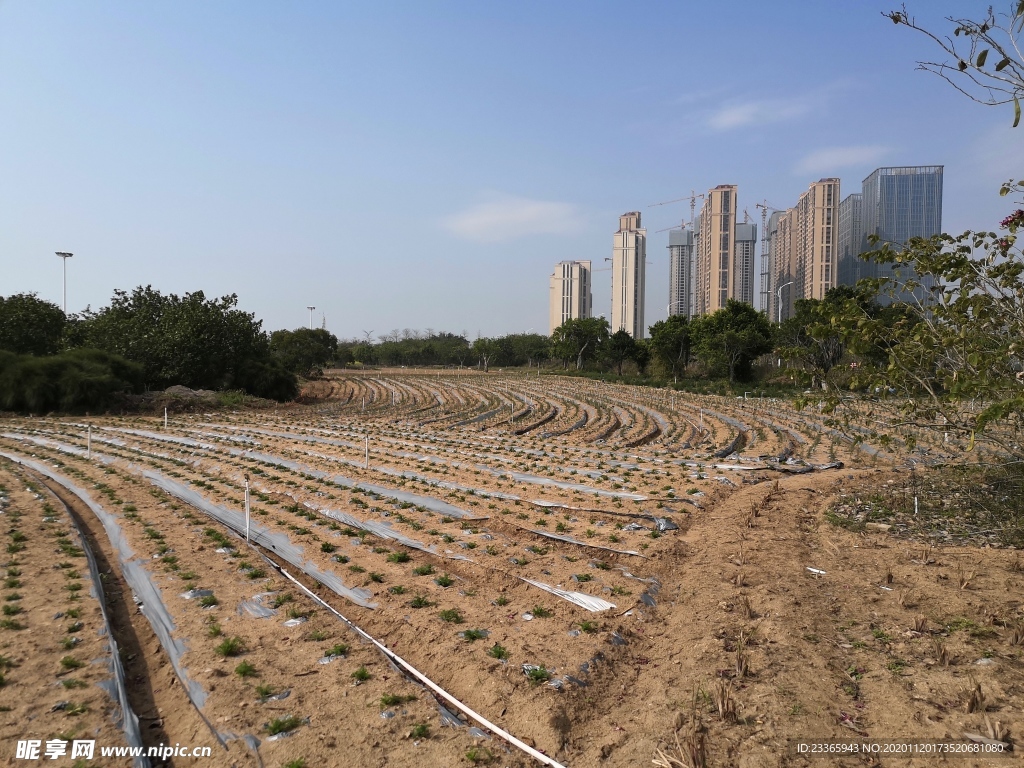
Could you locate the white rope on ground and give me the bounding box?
[270,561,569,768]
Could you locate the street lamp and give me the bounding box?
[776,281,794,325]
[307,306,315,330]
[667,300,687,317]
[56,252,73,313]
[776,280,794,368]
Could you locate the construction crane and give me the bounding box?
[754,200,784,314]
[649,191,704,234]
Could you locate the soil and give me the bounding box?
[0,370,1019,768]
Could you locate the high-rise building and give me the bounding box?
[767,179,839,321]
[765,210,785,321]
[734,222,758,307]
[772,208,797,321]
[849,166,943,301]
[668,226,696,318]
[795,178,840,303]
[695,185,738,315]
[548,260,592,334]
[611,212,646,338]
[836,193,863,287]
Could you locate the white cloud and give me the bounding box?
[794,145,890,176]
[442,195,583,243]
[707,97,811,131]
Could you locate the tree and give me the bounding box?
[692,300,774,383]
[550,317,610,370]
[603,330,637,375]
[270,328,340,376]
[648,315,691,382]
[472,337,498,372]
[778,287,867,388]
[0,293,66,356]
[78,285,295,399]
[832,225,1024,455]
[886,3,1024,126]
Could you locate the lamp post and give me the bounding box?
[776,280,794,368]
[307,306,315,330]
[666,300,687,317]
[56,252,73,313]
[776,281,794,325]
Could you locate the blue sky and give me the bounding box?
[1,1,1018,339]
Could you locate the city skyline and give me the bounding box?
[1,1,1014,339]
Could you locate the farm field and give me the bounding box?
[0,370,1020,767]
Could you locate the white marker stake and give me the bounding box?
[365,435,369,469]
[87,424,92,460]
[164,407,168,429]
[244,474,251,543]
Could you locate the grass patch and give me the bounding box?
[60,656,84,671]
[531,605,552,618]
[265,715,304,735]
[439,609,464,623]
[199,595,219,608]
[461,629,486,642]
[235,661,257,678]
[214,637,245,657]
[413,564,434,576]
[435,574,454,587]
[410,595,434,609]
[487,643,509,660]
[325,644,349,657]
[351,666,371,682]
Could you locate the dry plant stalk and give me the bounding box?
[712,678,736,723]
[884,566,894,585]
[652,719,706,768]
[733,544,746,567]
[1008,624,1024,646]
[913,614,928,633]
[745,509,756,528]
[740,595,754,620]
[933,639,950,667]
[1010,555,1022,574]
[735,647,749,678]
[897,590,913,609]
[984,715,1009,743]
[965,679,986,714]
[750,501,760,519]
[957,565,977,591]
[733,570,746,587]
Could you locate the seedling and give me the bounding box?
[60,656,84,671]
[326,644,349,657]
[235,661,257,678]
[214,637,246,657]
[494,595,509,606]
[488,643,510,660]
[199,595,219,608]
[351,666,371,682]
[387,551,411,563]
[435,574,454,587]
[380,693,414,707]
[526,666,551,684]
[439,609,464,623]
[461,629,486,642]
[531,605,552,618]
[265,715,304,735]
[410,723,429,739]
[410,595,434,609]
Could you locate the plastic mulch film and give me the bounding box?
[518,577,616,612]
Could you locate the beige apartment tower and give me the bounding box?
[771,178,840,320]
[696,185,741,315]
[611,212,646,338]
[548,260,592,334]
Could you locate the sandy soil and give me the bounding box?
[0,372,1018,767]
